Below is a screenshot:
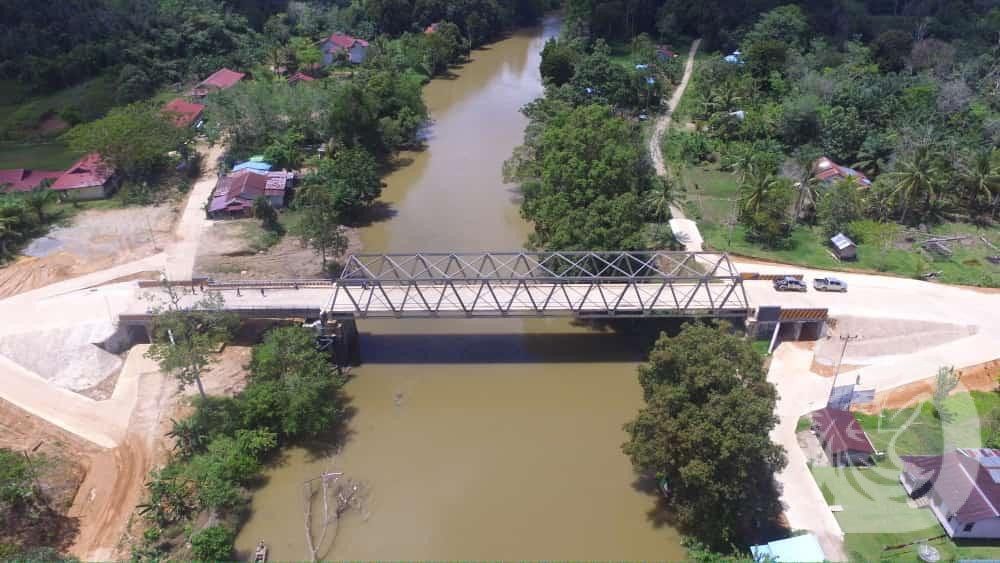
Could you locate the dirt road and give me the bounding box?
[648,39,704,250]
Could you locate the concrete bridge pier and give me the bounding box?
[332,318,361,367]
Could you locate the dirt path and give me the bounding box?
[164,143,224,281]
[649,38,700,220]
[648,39,704,251]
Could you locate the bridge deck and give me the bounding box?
[129,251,750,319]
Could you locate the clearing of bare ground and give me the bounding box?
[0,203,179,298]
[854,358,1000,413]
[0,397,96,555]
[194,219,362,280]
[814,315,977,365]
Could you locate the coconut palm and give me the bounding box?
[957,149,1000,217]
[738,171,783,219]
[644,176,684,224]
[888,146,945,224]
[23,186,57,223]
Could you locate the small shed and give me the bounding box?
[830,232,857,261]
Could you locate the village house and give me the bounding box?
[0,168,62,194]
[425,22,441,34]
[287,71,316,85]
[900,448,1000,539]
[320,33,369,65]
[162,98,206,128]
[208,168,293,218]
[190,68,246,98]
[812,156,872,188]
[50,153,118,200]
[811,406,876,466]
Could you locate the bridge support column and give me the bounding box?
[334,318,361,367]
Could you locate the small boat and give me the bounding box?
[253,540,268,562]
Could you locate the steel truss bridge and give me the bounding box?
[179,251,749,319]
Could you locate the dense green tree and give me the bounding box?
[817,178,866,238]
[251,197,282,233]
[738,173,794,248]
[190,525,235,562]
[623,323,785,547]
[304,148,383,216]
[511,104,654,250]
[292,183,349,269]
[888,146,947,225]
[242,326,346,438]
[65,102,190,182]
[872,29,912,72]
[540,39,578,87]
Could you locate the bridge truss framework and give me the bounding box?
[328,251,749,318]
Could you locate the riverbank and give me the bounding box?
[233,15,687,560]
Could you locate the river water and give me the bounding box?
[235,15,684,560]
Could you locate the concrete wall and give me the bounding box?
[62,184,110,201]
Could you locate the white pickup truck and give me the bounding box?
[813,277,848,292]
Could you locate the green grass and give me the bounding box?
[0,142,82,170]
[853,391,1000,457]
[751,339,771,357]
[700,221,1000,288]
[796,415,812,433]
[0,75,116,141]
[808,392,1000,560]
[682,164,740,224]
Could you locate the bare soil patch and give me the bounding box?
[855,358,1000,413]
[0,203,179,298]
[37,114,70,136]
[194,218,361,280]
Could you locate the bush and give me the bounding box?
[190,525,234,561]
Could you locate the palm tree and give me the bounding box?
[23,186,56,223]
[957,149,1000,218]
[888,146,945,224]
[645,176,684,224]
[739,171,782,219]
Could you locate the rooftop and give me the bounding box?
[162,98,205,128]
[324,33,369,51]
[813,156,872,187]
[751,534,826,562]
[196,68,245,91]
[50,153,115,191]
[0,168,63,193]
[902,449,1000,523]
[813,406,875,455]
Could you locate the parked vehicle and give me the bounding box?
[773,276,807,292]
[814,277,848,292]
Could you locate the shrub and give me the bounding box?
[190,525,234,561]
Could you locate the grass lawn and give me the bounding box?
[0,75,116,141]
[853,391,1000,458]
[0,141,82,170]
[808,391,1000,560]
[700,221,1000,288]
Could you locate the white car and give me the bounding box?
[813,277,847,292]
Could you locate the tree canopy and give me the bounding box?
[623,322,785,548]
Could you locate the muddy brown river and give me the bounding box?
[235,15,685,560]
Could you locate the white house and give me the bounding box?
[900,448,1000,539]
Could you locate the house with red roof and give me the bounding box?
[425,22,441,34]
[320,33,369,65]
[190,68,246,98]
[0,168,62,194]
[162,98,206,128]
[811,406,876,466]
[287,71,316,85]
[208,169,294,218]
[901,448,1000,539]
[50,153,118,200]
[812,156,872,188]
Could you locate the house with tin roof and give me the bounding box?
[812,406,876,466]
[812,156,872,188]
[901,448,1000,539]
[208,169,293,218]
[0,168,62,193]
[320,33,369,65]
[50,153,118,200]
[191,68,246,98]
[163,98,206,128]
